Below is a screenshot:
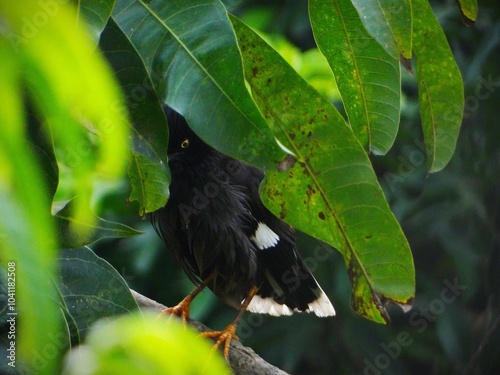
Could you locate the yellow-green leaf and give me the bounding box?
[412,0,464,172]
[457,0,478,24]
[62,313,232,375]
[0,39,62,375]
[310,0,401,155]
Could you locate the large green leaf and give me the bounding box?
[99,18,170,214]
[231,16,414,323]
[412,0,464,172]
[309,0,401,156]
[350,0,412,59]
[57,247,139,342]
[111,0,285,170]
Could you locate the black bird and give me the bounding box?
[151,108,335,357]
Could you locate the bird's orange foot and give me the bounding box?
[161,299,191,323]
[200,323,239,359]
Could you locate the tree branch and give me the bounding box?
[131,290,289,375]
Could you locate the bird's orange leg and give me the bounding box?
[162,276,213,323]
[201,285,259,358]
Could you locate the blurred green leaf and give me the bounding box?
[26,106,59,204]
[0,34,62,375]
[55,201,143,248]
[231,16,415,323]
[62,312,231,375]
[57,247,139,342]
[0,0,130,372]
[310,0,401,155]
[128,152,170,216]
[2,0,130,236]
[350,0,412,59]
[111,0,285,169]
[412,0,464,172]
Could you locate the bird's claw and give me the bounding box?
[200,323,239,359]
[161,301,190,323]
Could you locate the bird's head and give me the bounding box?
[165,107,213,168]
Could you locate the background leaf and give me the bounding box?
[55,201,143,248]
[57,247,139,342]
[412,0,464,172]
[231,16,414,323]
[310,0,401,155]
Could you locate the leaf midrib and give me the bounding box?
[130,0,265,136]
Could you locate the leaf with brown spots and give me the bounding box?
[310,0,402,155]
[231,15,415,323]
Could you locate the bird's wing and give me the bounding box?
[232,161,335,316]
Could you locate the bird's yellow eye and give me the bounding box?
[181,139,190,149]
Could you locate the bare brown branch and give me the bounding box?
[131,290,289,375]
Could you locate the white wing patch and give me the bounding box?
[307,290,336,317]
[245,290,335,317]
[246,295,293,316]
[251,222,280,250]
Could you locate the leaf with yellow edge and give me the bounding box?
[457,0,478,25]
